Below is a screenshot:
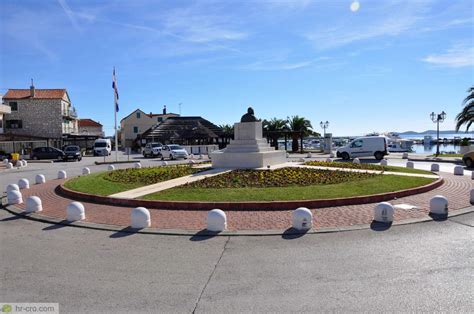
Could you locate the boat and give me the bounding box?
[387,139,414,152]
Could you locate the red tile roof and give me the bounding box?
[78,119,102,127]
[3,89,66,99]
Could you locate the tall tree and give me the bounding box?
[455,86,474,132]
[263,118,289,149]
[287,116,313,152]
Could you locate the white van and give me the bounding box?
[93,138,112,156]
[336,136,388,160]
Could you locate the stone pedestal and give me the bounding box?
[211,121,286,168]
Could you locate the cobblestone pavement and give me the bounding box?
[8,172,472,231]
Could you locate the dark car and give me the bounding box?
[63,145,82,161]
[30,147,65,161]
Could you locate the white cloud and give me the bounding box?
[57,0,81,32]
[422,45,474,68]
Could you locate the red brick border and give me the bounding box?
[57,177,444,211]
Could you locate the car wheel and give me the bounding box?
[465,158,473,168]
[374,152,383,160]
[33,156,39,160]
[341,152,350,160]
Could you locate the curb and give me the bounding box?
[2,200,473,237]
[408,158,463,165]
[95,160,139,165]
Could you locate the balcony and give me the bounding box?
[63,107,78,120]
[0,104,12,114]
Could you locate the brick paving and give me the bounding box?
[12,173,473,231]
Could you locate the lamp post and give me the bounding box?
[320,121,329,137]
[430,111,446,156]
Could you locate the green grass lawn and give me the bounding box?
[141,175,435,202]
[304,161,433,175]
[64,172,145,196]
[428,154,463,158]
[381,165,434,175]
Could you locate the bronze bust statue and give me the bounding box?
[240,107,258,122]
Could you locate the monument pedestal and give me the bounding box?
[211,121,287,168]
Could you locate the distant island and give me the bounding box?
[396,130,473,135]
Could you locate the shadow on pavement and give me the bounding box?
[190,229,219,241]
[370,221,392,231]
[281,227,308,240]
[42,220,70,231]
[110,226,137,238]
[429,213,448,222]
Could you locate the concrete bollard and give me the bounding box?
[18,178,30,189]
[286,153,290,158]
[134,162,141,169]
[189,154,194,159]
[6,184,20,193]
[199,154,203,160]
[472,171,474,180]
[130,207,151,229]
[373,202,394,223]
[207,209,227,232]
[307,152,312,158]
[430,195,448,215]
[58,170,67,179]
[298,158,305,162]
[161,161,168,166]
[431,164,440,172]
[22,160,27,166]
[470,189,474,203]
[402,152,408,159]
[35,174,46,184]
[6,162,13,169]
[108,165,115,171]
[329,152,335,158]
[67,202,85,221]
[453,166,463,176]
[406,161,414,168]
[353,158,360,164]
[7,190,23,205]
[188,159,196,165]
[326,158,333,163]
[3,158,8,164]
[380,159,388,166]
[25,196,42,213]
[82,167,90,175]
[292,207,313,230]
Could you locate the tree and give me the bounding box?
[287,115,313,152]
[455,86,474,132]
[219,124,234,145]
[262,118,289,149]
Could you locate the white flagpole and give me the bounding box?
[113,67,119,162]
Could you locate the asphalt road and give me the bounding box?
[0,209,472,313]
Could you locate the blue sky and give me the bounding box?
[0,0,473,136]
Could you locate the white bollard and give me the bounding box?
[307,152,312,158]
[470,189,474,203]
[353,158,360,164]
[108,165,115,171]
[35,174,46,184]
[3,158,8,164]
[58,170,67,179]
[134,162,141,169]
[373,202,394,223]
[6,162,13,169]
[199,154,203,160]
[406,161,414,168]
[161,161,168,166]
[207,209,227,232]
[189,154,194,159]
[18,178,30,189]
[326,158,333,163]
[67,202,85,221]
[188,159,196,165]
[7,190,23,205]
[22,160,27,166]
[430,195,448,215]
[298,158,305,162]
[82,167,90,175]
[453,166,463,176]
[25,196,42,213]
[431,164,440,172]
[402,152,409,159]
[130,207,151,229]
[292,207,313,230]
[329,152,335,158]
[6,184,19,193]
[380,159,388,166]
[286,153,290,158]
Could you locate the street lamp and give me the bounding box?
[320,121,329,137]
[430,111,446,156]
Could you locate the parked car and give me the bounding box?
[160,144,188,160]
[336,136,388,160]
[462,150,474,168]
[142,142,163,158]
[63,145,82,161]
[93,138,112,156]
[30,147,65,161]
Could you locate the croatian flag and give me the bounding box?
[112,67,119,112]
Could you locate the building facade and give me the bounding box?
[0,94,11,134]
[120,107,179,148]
[2,84,78,139]
[78,119,104,137]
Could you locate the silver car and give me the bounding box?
[160,144,188,160]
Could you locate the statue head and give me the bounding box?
[241,106,257,122]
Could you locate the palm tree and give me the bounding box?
[455,86,474,132]
[263,118,289,149]
[219,124,234,145]
[287,115,313,152]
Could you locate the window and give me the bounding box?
[6,120,22,129]
[351,140,363,148]
[133,126,138,133]
[136,112,141,119]
[157,117,163,122]
[9,102,18,111]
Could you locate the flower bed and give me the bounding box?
[105,165,205,184]
[304,161,433,174]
